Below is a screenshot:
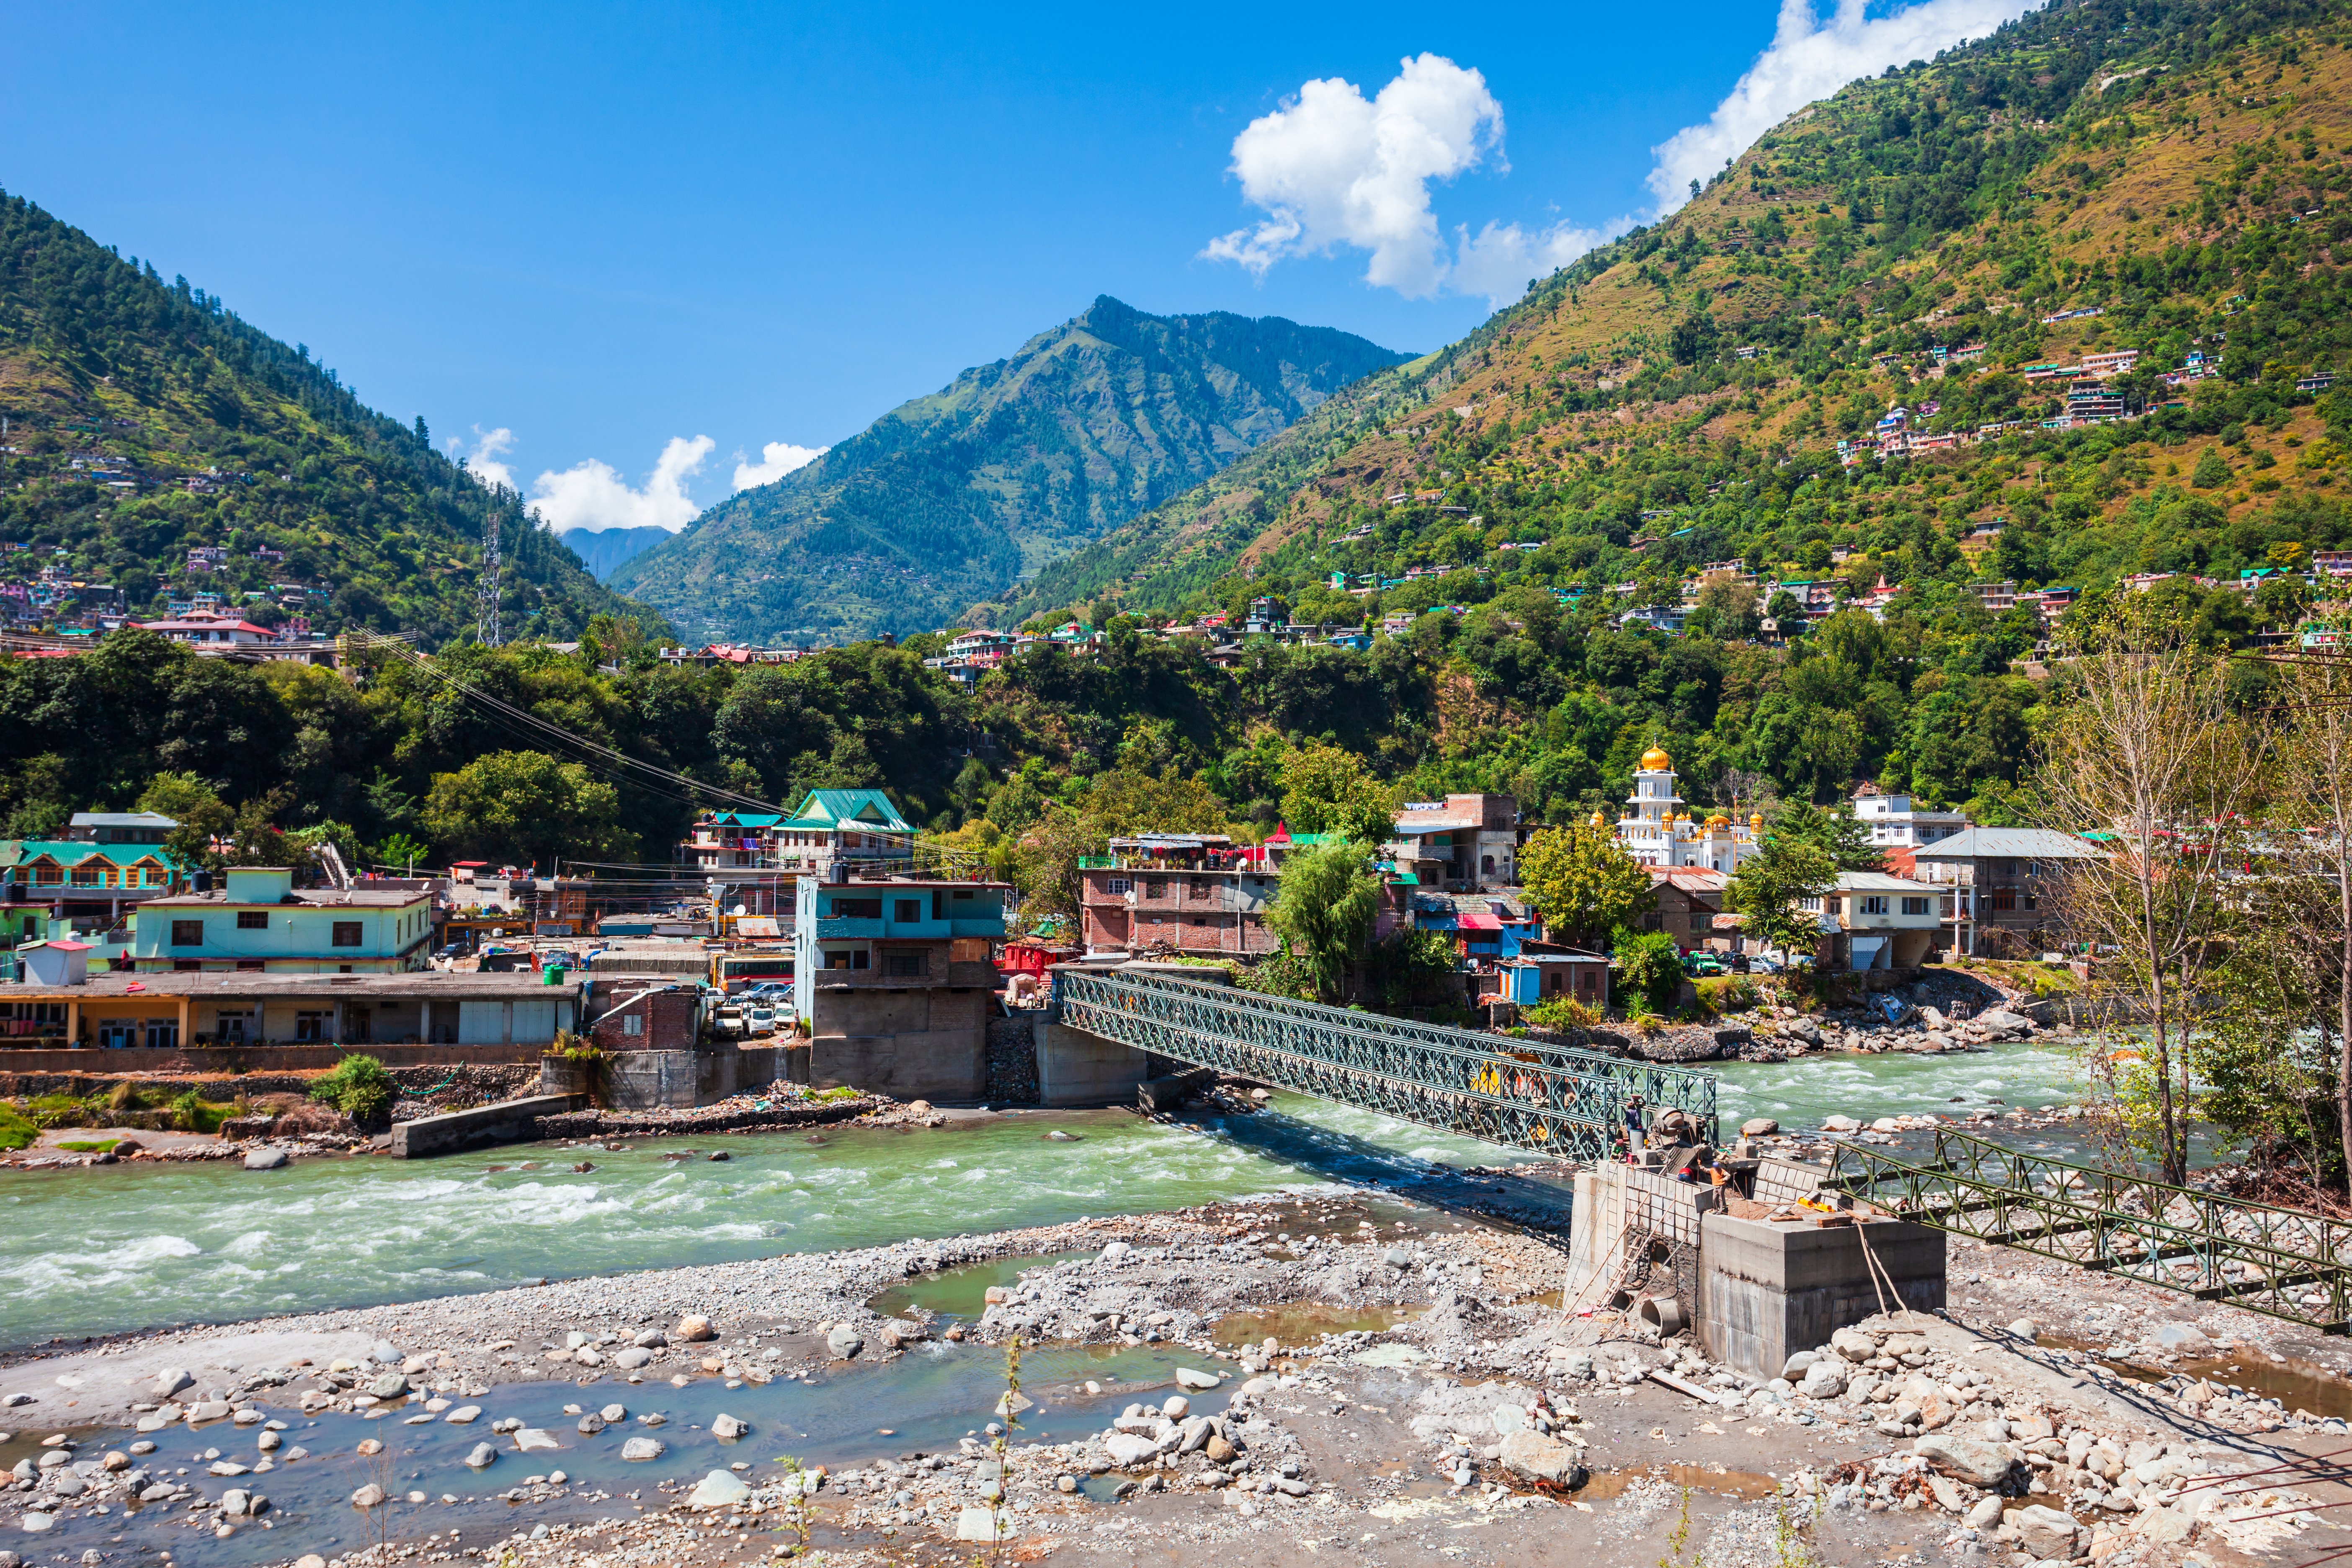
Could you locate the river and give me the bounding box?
[0,1042,2086,1349]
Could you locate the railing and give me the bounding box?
[1052,967,1715,1162]
[1827,1127,2352,1334]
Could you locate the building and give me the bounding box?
[128,866,434,974]
[0,970,581,1050]
[792,874,1007,1100]
[681,789,916,878]
[1076,836,1280,957]
[1481,951,1611,1008]
[0,836,183,941]
[1910,828,2102,957]
[1636,867,1728,951]
[1390,794,1522,891]
[1811,871,1948,969]
[138,610,277,647]
[67,812,176,845]
[1849,784,1970,850]
[1611,748,1763,873]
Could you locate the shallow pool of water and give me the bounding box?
[1209,1305,1418,1348]
[0,1346,1240,1568]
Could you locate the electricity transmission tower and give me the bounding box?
[477,506,502,647]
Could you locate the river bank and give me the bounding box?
[8,1194,2352,1568]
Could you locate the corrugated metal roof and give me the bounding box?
[1910,828,2101,860]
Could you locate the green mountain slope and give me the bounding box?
[1009,0,2352,648]
[0,189,645,644]
[610,296,1412,644]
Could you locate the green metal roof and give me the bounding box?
[0,839,181,870]
[782,789,914,834]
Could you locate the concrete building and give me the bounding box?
[1848,784,1970,850]
[793,874,1006,1101]
[66,812,177,846]
[1636,867,1728,951]
[1612,748,1762,872]
[1812,871,1948,969]
[1910,828,2102,957]
[1077,836,1279,957]
[682,789,917,879]
[0,969,580,1050]
[1390,794,1522,891]
[129,867,433,974]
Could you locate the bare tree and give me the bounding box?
[2039,601,2272,1183]
[2280,652,2352,1189]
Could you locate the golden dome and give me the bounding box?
[1588,810,1605,828]
[1750,812,1765,830]
[1705,813,1729,828]
[1639,745,1673,771]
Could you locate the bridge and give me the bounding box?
[1052,967,2352,1337]
[1052,966,1717,1163]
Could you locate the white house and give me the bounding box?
[1849,784,1970,849]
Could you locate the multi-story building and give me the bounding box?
[1391,794,1523,891]
[1849,784,1970,851]
[1806,871,1949,970]
[681,789,916,877]
[1076,835,1281,957]
[1910,828,2101,957]
[129,866,434,974]
[1610,748,1762,873]
[792,873,1007,1100]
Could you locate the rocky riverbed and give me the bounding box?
[8,1187,2352,1568]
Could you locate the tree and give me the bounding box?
[1518,822,1653,946]
[2190,447,2231,489]
[2040,600,2269,1184]
[1266,839,1382,1002]
[2277,652,2352,1191]
[1765,799,1883,872]
[1278,743,1395,843]
[137,771,230,884]
[1610,925,1684,1015]
[423,750,632,869]
[1725,833,1837,960]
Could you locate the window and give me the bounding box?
[831,897,882,919]
[884,950,926,977]
[237,910,269,930]
[235,960,263,972]
[171,919,205,946]
[932,890,947,920]
[1145,880,1166,900]
[332,921,363,948]
[1191,916,1207,926]
[1798,897,1822,912]
[215,1013,250,1044]
[894,899,923,923]
[294,1011,330,1042]
[1104,877,1132,896]
[622,1014,643,1037]
[144,1019,178,1050]
[1901,897,1930,916]
[71,868,100,887]
[825,949,854,970]
[1990,888,2017,911]
[1859,896,1888,916]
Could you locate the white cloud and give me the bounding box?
[732,440,828,491]
[524,435,715,534]
[1203,53,1504,300]
[449,426,519,493]
[1450,216,1630,308]
[1647,0,2039,216]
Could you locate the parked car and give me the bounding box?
[712,1003,746,1037]
[745,1006,778,1035]
[435,942,467,959]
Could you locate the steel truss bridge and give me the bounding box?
[1052,967,1717,1164]
[1828,1127,2352,1335]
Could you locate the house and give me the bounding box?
[792,874,1008,1100]
[1077,836,1280,957]
[0,838,182,933]
[1811,872,1947,969]
[679,789,916,877]
[1610,748,1762,873]
[138,610,275,647]
[0,969,580,1050]
[1635,867,1728,952]
[67,811,176,846]
[1848,784,1970,850]
[1910,828,2103,957]
[1390,794,1521,891]
[129,866,434,974]
[1481,950,1611,1007]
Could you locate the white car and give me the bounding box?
[745,1006,778,1036]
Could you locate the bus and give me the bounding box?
[710,950,794,995]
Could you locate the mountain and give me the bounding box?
[1005,0,2352,647]
[609,297,1413,644]
[560,524,675,581]
[0,190,647,644]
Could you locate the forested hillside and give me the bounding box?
[987,0,2352,819]
[611,297,1411,645]
[0,191,641,643]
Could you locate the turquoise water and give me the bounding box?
[0,1044,2086,1348]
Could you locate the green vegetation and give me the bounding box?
[0,1102,37,1150]
[0,191,644,644]
[13,1086,238,1133]
[309,1054,396,1124]
[612,297,1412,644]
[1610,925,1685,1016]
[1518,820,1655,947]
[1264,839,1385,1002]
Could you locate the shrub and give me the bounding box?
[1611,926,1685,1015]
[1525,996,1602,1030]
[0,1103,36,1151]
[309,1054,397,1124]
[1692,976,1762,1016]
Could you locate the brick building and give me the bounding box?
[583,978,707,1052]
[1910,828,2101,957]
[1078,836,1281,957]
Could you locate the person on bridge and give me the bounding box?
[1621,1093,1648,1159]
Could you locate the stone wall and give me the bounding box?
[808,985,988,1102]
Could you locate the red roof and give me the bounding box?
[1458,911,1503,932]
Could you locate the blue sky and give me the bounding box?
[1,0,2028,531]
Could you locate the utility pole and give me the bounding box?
[477,505,503,647]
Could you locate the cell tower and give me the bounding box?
[477,505,502,647]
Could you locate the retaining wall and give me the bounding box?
[390,1093,585,1158]
[0,1043,547,1074]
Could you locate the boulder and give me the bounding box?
[1103,1432,1159,1468]
[242,1149,289,1171]
[1173,1368,1221,1391]
[575,1414,605,1435]
[152,1371,193,1400]
[1821,1114,1861,1133]
[955,1506,1011,1543]
[350,1484,385,1509]
[1781,1351,1818,1380]
[1913,1434,2017,1488]
[632,1329,667,1349]
[673,1315,716,1342]
[1965,1495,2004,1529]
[825,1326,864,1360]
[1740,1118,1780,1137]
[612,1347,653,1369]
[2014,1503,2081,1560]
[1498,1429,1586,1487]
[1161,1395,1189,1421]
[1800,1363,1848,1399]
[462,1444,497,1470]
[687,1470,752,1509]
[2151,1323,2211,1351]
[365,1373,409,1400]
[620,1437,665,1461]
[513,1429,560,1453]
[219,1489,251,1517]
[444,1406,480,1424]
[711,1414,747,1439]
